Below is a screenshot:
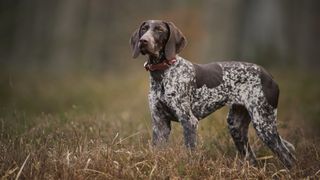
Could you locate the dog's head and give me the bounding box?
[130,20,187,60]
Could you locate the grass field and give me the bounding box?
[0,68,319,179]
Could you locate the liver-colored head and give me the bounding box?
[130,20,187,60]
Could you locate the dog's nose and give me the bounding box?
[139,39,148,44]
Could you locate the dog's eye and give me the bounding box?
[141,26,148,32]
[154,27,164,33]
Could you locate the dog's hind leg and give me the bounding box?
[249,105,296,169]
[227,104,257,165]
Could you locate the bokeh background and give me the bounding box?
[1,0,320,73]
[0,0,320,178]
[1,0,319,131]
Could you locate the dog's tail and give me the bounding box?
[280,136,295,153]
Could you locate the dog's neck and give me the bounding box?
[147,51,167,81]
[148,57,165,82]
[147,51,166,65]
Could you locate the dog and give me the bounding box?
[130,20,296,169]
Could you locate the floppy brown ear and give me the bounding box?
[130,22,146,58]
[130,28,140,58]
[164,21,187,60]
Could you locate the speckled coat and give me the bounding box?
[130,20,296,169]
[148,55,296,169]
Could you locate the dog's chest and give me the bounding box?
[150,59,195,100]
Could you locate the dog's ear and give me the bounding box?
[130,22,145,58]
[164,21,187,60]
[130,29,140,59]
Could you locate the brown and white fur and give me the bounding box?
[130,20,296,169]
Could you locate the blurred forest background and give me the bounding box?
[0,0,320,178]
[1,0,319,130]
[1,0,320,73]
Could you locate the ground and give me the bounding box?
[0,68,319,179]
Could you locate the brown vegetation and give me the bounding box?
[0,69,319,179]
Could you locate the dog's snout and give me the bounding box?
[137,29,155,54]
[139,38,148,44]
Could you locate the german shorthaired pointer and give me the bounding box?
[130,20,296,169]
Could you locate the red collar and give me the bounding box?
[144,58,177,71]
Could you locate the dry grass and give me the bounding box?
[0,69,319,179]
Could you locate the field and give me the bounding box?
[0,68,319,179]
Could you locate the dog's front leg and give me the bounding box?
[181,112,198,149]
[151,111,171,147]
[149,91,172,147]
[171,101,198,149]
